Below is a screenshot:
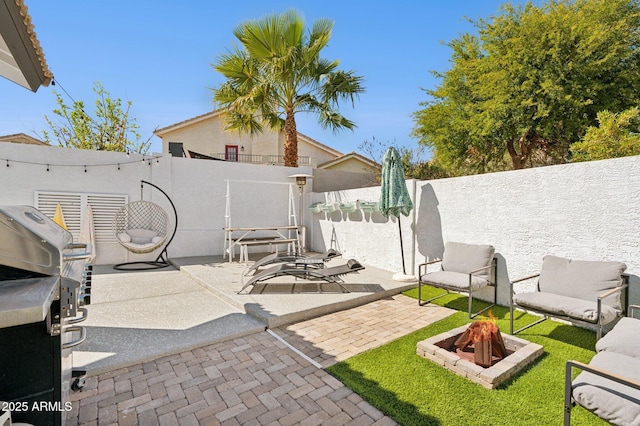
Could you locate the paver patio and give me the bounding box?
[68,295,453,425]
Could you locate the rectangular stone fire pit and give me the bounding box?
[416,324,543,389]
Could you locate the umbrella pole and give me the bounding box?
[398,216,406,274]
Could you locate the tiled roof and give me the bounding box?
[0,132,47,145]
[0,0,53,90]
[318,151,379,169]
[154,109,223,136]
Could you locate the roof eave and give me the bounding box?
[318,152,379,169]
[0,0,52,92]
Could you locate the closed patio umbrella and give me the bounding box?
[379,147,415,281]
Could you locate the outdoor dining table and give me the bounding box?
[223,225,302,263]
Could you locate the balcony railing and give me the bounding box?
[211,153,312,165]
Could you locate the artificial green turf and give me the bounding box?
[326,287,607,426]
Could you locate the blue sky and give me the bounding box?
[1,1,529,158]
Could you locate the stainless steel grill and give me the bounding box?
[0,205,91,426]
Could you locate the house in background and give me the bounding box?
[0,133,47,145]
[317,151,379,174]
[154,110,378,175]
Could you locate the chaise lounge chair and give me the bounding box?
[239,258,364,294]
[244,249,341,276]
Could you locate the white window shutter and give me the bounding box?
[35,191,128,243]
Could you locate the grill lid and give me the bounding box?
[0,205,72,276]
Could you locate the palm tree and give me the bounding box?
[212,9,365,167]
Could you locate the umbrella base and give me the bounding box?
[393,272,417,283]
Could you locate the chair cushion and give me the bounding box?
[125,242,157,250]
[538,255,627,311]
[513,291,619,324]
[441,242,495,281]
[126,228,158,244]
[421,270,490,292]
[572,351,640,426]
[117,232,131,243]
[596,317,640,358]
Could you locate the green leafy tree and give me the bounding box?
[43,81,151,153]
[358,137,451,181]
[571,107,640,161]
[212,9,365,167]
[413,0,640,173]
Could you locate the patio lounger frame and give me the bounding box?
[244,249,341,276]
[239,258,364,294]
[236,237,298,265]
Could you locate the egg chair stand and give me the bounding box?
[113,180,178,271]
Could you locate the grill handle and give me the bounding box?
[62,326,86,349]
[63,253,92,262]
[62,242,92,262]
[65,243,88,250]
[66,307,88,325]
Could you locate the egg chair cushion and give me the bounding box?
[125,228,159,244]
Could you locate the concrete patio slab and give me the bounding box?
[74,254,417,375]
[172,254,418,328]
[73,266,265,375]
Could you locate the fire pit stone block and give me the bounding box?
[455,359,485,377]
[436,347,462,366]
[416,324,543,390]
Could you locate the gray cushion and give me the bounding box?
[441,242,495,281]
[421,270,490,292]
[596,317,640,358]
[572,351,640,426]
[126,228,158,244]
[538,255,627,311]
[513,291,619,324]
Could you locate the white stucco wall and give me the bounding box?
[0,143,312,265]
[3,143,638,308]
[309,156,640,307]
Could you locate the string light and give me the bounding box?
[0,154,163,171]
[1,79,161,174]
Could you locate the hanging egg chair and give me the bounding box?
[113,180,177,270]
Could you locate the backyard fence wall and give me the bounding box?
[0,143,312,265]
[309,155,640,307]
[2,143,638,308]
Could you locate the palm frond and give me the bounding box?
[225,110,264,135]
[309,18,333,51]
[321,70,366,106]
[282,9,305,48]
[211,8,365,155]
[319,110,357,133]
